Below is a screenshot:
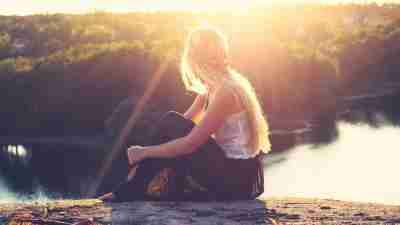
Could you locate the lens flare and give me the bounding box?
[1,0,396,15]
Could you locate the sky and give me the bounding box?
[1,0,399,15]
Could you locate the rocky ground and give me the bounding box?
[1,198,400,225]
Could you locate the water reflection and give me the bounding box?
[1,145,32,166]
[262,122,400,205]
[0,142,110,199]
[2,90,400,204]
[0,174,17,203]
[0,145,37,201]
[341,90,400,127]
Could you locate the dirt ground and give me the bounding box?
[1,197,400,225]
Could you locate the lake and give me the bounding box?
[262,122,400,205]
[1,90,400,205]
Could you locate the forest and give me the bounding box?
[1,3,400,137]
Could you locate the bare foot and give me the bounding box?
[98,192,115,202]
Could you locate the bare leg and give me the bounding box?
[98,192,114,201]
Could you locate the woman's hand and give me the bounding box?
[127,145,149,166]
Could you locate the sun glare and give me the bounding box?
[79,0,398,13]
[91,0,267,13]
[2,0,398,15]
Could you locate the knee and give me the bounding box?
[162,111,183,120]
[157,111,195,132]
[159,111,187,125]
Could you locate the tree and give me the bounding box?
[0,32,12,59]
[0,58,16,75]
[81,25,114,44]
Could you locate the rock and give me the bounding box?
[1,198,400,225]
[283,214,301,220]
[365,215,383,221]
[320,205,332,210]
[354,212,367,217]
[386,218,400,223]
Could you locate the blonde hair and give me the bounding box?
[180,26,271,154]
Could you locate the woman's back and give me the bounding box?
[207,84,258,159]
[214,111,256,159]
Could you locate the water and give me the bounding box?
[262,122,400,205]
[0,144,83,203]
[2,122,400,205]
[0,187,53,204]
[2,90,400,205]
[0,145,55,203]
[0,176,17,203]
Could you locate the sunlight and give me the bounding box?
[101,0,257,12]
[1,0,398,15]
[6,145,28,157]
[68,0,400,13]
[262,122,400,205]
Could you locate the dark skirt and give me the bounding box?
[111,111,264,202]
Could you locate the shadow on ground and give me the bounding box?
[109,200,279,225]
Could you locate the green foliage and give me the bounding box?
[80,25,114,43]
[0,58,16,74]
[44,41,143,65]
[1,4,400,134]
[0,32,11,58]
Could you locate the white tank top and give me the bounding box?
[214,111,258,159]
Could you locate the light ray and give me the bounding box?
[87,56,172,197]
[1,0,399,15]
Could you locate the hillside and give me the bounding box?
[2,5,400,137]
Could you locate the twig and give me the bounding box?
[9,218,71,225]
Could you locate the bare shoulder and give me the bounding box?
[210,85,237,112]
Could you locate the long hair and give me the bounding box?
[180,25,271,154]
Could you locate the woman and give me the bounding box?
[99,25,271,202]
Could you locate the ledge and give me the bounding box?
[1,198,400,225]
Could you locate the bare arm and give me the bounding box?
[143,86,236,159]
[183,94,207,122]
